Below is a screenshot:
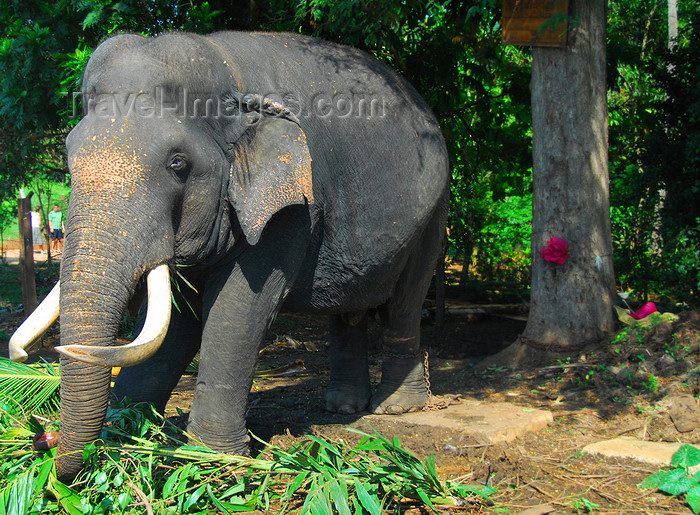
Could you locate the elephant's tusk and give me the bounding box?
[9,282,61,362]
[55,264,172,367]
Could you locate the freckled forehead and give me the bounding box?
[70,118,145,171]
[68,118,154,200]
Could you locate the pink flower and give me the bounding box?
[541,237,569,264]
[630,302,658,320]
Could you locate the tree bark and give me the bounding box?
[668,0,678,51]
[523,0,615,350]
[18,196,37,315]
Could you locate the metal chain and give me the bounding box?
[384,347,434,409]
[423,348,433,405]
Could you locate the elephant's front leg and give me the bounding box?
[187,249,303,454]
[186,205,310,453]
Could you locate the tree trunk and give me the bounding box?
[459,235,473,285]
[522,0,615,351]
[18,196,37,314]
[668,0,678,51]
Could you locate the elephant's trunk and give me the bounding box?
[54,200,171,481]
[49,256,171,481]
[55,245,136,482]
[56,358,112,482]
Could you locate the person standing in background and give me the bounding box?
[31,206,45,253]
[48,204,65,254]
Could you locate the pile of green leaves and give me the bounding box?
[640,444,700,513]
[0,358,495,513]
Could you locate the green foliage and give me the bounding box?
[644,374,659,393]
[0,442,56,515]
[573,496,600,513]
[640,444,700,513]
[0,399,496,513]
[475,192,532,282]
[0,358,60,418]
[0,1,82,203]
[0,359,495,513]
[608,1,700,305]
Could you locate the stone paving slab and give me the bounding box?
[364,400,554,444]
[583,436,700,472]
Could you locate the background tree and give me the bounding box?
[608,0,700,304]
[0,1,78,201]
[519,0,615,353]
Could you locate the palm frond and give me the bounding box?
[0,357,60,418]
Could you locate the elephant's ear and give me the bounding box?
[228,96,313,246]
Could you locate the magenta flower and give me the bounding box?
[630,302,658,320]
[541,237,569,264]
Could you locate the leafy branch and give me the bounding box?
[0,359,496,513]
[0,358,60,417]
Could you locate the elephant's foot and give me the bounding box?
[325,381,371,414]
[371,381,428,415]
[186,417,251,455]
[372,354,427,414]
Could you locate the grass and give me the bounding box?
[0,357,497,513]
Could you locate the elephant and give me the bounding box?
[9,31,449,482]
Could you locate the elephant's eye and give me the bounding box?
[169,156,188,172]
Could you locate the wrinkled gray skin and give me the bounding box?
[57,31,448,481]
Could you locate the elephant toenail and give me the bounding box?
[386,405,404,415]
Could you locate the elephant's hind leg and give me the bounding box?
[325,313,371,414]
[372,208,445,415]
[371,311,428,415]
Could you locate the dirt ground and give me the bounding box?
[2,296,700,513]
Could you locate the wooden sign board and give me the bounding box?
[502,0,569,47]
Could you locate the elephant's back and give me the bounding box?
[209,32,450,311]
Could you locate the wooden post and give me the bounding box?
[18,194,38,315]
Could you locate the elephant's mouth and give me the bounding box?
[9,264,172,367]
